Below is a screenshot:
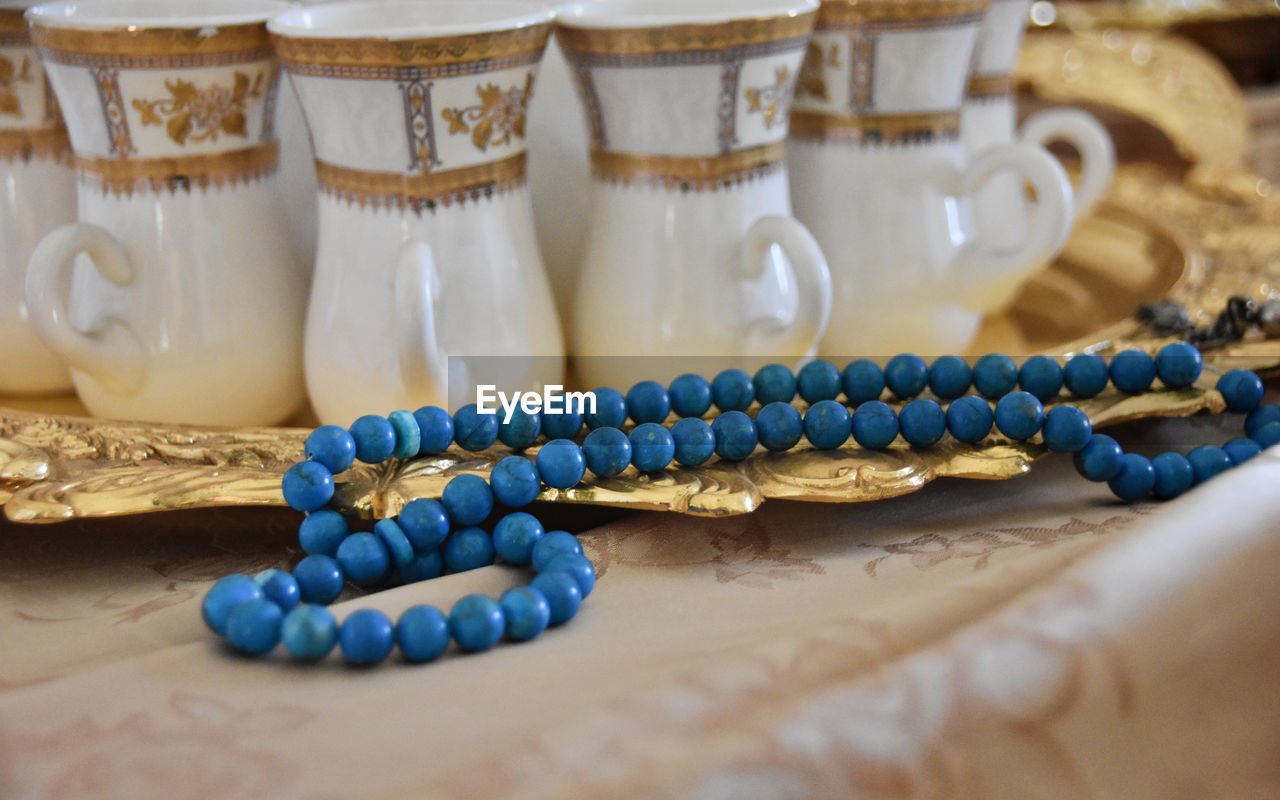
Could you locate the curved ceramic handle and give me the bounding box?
[24,222,146,396]
[1020,107,1115,219]
[394,239,450,400]
[735,214,832,359]
[944,142,1074,313]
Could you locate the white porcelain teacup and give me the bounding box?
[23,0,307,425]
[270,0,565,424]
[788,0,1074,357]
[0,0,74,395]
[558,0,832,390]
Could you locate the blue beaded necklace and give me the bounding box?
[202,342,1278,666]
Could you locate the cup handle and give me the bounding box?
[394,239,450,400]
[945,142,1074,312]
[24,223,146,396]
[1020,108,1115,218]
[734,214,832,360]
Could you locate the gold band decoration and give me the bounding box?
[0,8,29,45]
[0,126,72,165]
[315,152,528,214]
[76,140,278,196]
[590,141,786,191]
[967,73,1014,99]
[271,24,551,73]
[29,21,272,68]
[815,0,989,24]
[556,12,816,57]
[790,109,961,144]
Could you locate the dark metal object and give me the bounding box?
[1137,296,1280,348]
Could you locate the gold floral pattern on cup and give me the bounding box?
[441,74,533,153]
[132,69,271,146]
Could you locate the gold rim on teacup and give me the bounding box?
[814,0,989,25]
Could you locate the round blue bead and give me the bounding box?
[396,605,449,662]
[884,354,928,399]
[336,531,391,585]
[803,399,851,449]
[387,410,421,459]
[530,572,582,626]
[582,426,632,478]
[851,401,898,449]
[299,509,348,557]
[671,417,716,466]
[281,604,337,660]
[627,380,672,424]
[1107,453,1155,501]
[443,526,495,572]
[373,518,415,568]
[202,574,264,636]
[972,353,1018,399]
[1246,405,1280,439]
[225,598,283,655]
[350,414,396,463]
[797,360,841,403]
[1109,349,1156,394]
[398,548,444,583]
[540,553,596,598]
[1155,341,1202,388]
[339,608,394,664]
[629,422,675,472]
[1151,452,1194,499]
[413,406,454,455]
[531,530,582,572]
[493,511,544,564]
[254,568,300,612]
[498,406,541,450]
[1223,437,1262,465]
[500,587,550,641]
[584,387,628,429]
[1187,445,1232,484]
[898,398,946,447]
[945,395,993,443]
[282,460,334,513]
[452,403,499,451]
[712,410,758,461]
[292,554,344,604]
[490,455,541,507]
[1063,353,1110,398]
[928,355,971,400]
[1073,434,1124,481]
[1217,369,1264,413]
[1018,355,1064,401]
[1042,405,1092,452]
[668,374,712,418]
[994,391,1045,441]
[441,473,494,526]
[841,359,884,404]
[449,594,505,652]
[753,364,797,405]
[536,438,586,489]
[756,401,804,452]
[541,405,583,439]
[1255,421,1280,449]
[305,425,356,474]
[711,369,754,412]
[397,498,450,551]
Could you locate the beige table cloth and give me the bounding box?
[1,413,1278,799]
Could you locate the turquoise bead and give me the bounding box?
[1063,353,1109,398]
[202,574,264,636]
[492,511,544,564]
[398,548,444,583]
[282,460,334,512]
[350,415,396,463]
[1223,437,1262,465]
[336,531,391,585]
[449,594,505,652]
[254,568,300,612]
[540,553,596,598]
[629,422,675,472]
[388,410,421,459]
[530,572,582,625]
[945,395,993,443]
[1155,341,1202,388]
[851,400,898,449]
[1187,445,1232,484]
[225,598,284,655]
[884,354,928,399]
[711,410,757,461]
[299,509,348,557]
[1246,405,1280,439]
[500,587,550,641]
[972,353,1018,399]
[1216,368,1264,413]
[711,369,754,412]
[928,355,971,400]
[755,401,804,452]
[441,473,493,526]
[1018,355,1064,401]
[582,426,632,478]
[994,391,1044,441]
[898,398,945,447]
[627,380,671,423]
[397,498,450,551]
[373,518,415,568]
[1107,453,1154,501]
[1042,405,1092,452]
[292,554,344,604]
[443,526,495,572]
[797,360,841,403]
[413,406,454,455]
[841,359,884,404]
[531,531,582,572]
[1151,452,1193,499]
[281,604,338,660]
[584,387,628,429]
[498,406,541,450]
[537,438,587,489]
[1109,349,1156,394]
[397,605,450,662]
[753,363,797,405]
[671,417,715,465]
[339,608,395,664]
[541,405,584,439]
[491,455,540,507]
[452,403,499,451]
[668,374,712,418]
[1074,434,1123,481]
[803,400,851,450]
[305,425,356,473]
